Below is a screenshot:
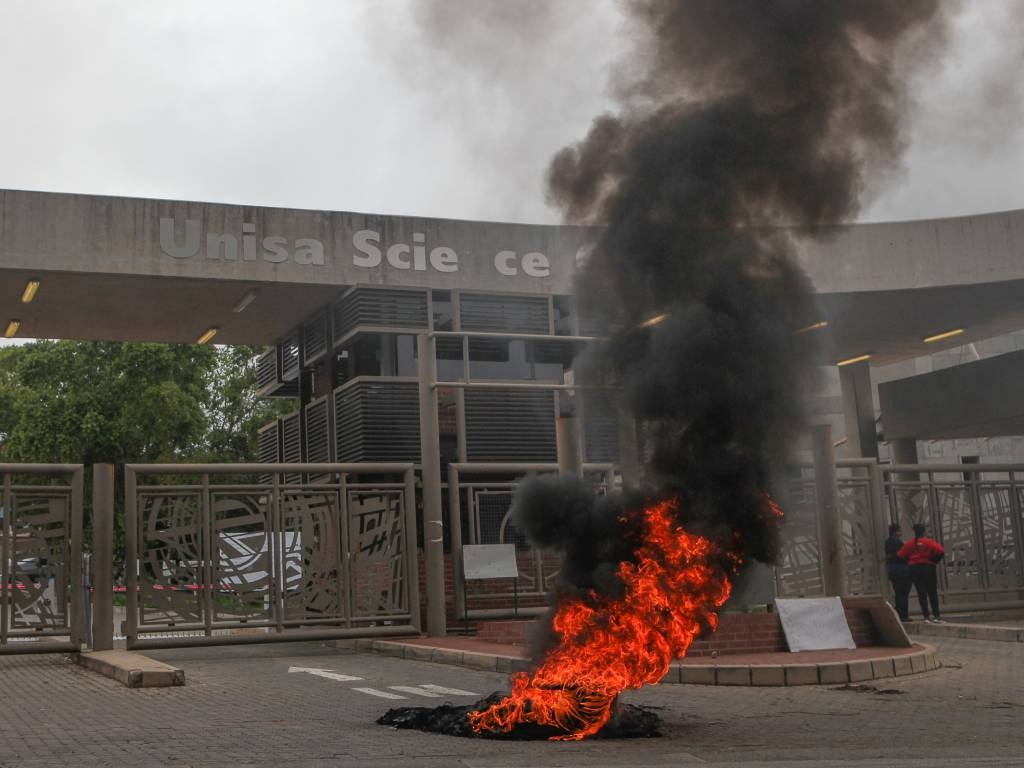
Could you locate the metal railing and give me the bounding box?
[447,462,616,620]
[883,463,1024,609]
[0,464,84,654]
[124,463,419,649]
[775,459,1024,612]
[775,459,888,601]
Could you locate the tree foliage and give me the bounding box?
[0,340,293,464]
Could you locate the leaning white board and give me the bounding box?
[462,544,519,580]
[775,597,856,652]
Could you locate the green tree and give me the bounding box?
[0,340,295,561]
[0,341,292,464]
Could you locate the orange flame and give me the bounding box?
[469,498,745,740]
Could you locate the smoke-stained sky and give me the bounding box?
[0,0,1020,225]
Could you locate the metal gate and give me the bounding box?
[124,463,420,649]
[447,462,615,619]
[0,464,85,653]
[775,459,888,600]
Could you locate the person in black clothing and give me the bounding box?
[884,523,912,621]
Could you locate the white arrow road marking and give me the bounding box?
[353,687,407,700]
[419,684,481,697]
[387,686,444,698]
[287,666,363,682]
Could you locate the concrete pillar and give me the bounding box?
[811,424,845,597]
[556,412,582,477]
[417,334,447,637]
[616,397,641,490]
[91,463,115,651]
[839,359,878,459]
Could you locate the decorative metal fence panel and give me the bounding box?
[775,460,886,599]
[774,476,823,598]
[447,463,616,619]
[884,464,1024,608]
[124,463,419,649]
[0,464,84,653]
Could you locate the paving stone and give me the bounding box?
[871,658,896,678]
[848,660,874,682]
[784,664,819,686]
[749,665,785,686]
[401,644,435,662]
[892,655,915,676]
[715,666,751,686]
[371,641,406,658]
[817,662,850,684]
[910,652,927,673]
[3,635,1022,766]
[677,666,716,685]
[494,655,528,673]
[430,647,464,666]
[461,651,497,671]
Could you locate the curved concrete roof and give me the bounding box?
[1,188,1022,365]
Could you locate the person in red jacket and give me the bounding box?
[897,522,946,623]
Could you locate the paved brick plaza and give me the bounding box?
[0,636,1021,767]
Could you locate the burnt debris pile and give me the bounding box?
[377,693,662,739]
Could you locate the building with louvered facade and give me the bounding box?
[255,284,619,472]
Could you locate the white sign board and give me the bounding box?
[775,597,856,652]
[462,544,519,580]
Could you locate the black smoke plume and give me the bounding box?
[512,0,953,658]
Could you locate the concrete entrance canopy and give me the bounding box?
[794,207,1024,366]
[0,188,584,345]
[2,188,1023,361]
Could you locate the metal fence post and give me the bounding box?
[124,467,138,648]
[67,466,85,648]
[403,467,422,632]
[418,333,447,636]
[812,424,845,597]
[81,553,93,649]
[448,465,466,621]
[868,462,890,600]
[91,463,115,650]
[0,473,8,646]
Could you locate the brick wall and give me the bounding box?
[466,609,878,655]
[415,551,878,655]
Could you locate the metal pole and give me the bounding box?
[616,397,641,490]
[201,473,213,637]
[448,465,466,622]
[402,467,422,633]
[81,553,93,649]
[1007,472,1024,597]
[812,424,845,597]
[417,333,447,636]
[556,414,582,477]
[1,473,11,645]
[868,462,890,599]
[68,467,85,648]
[124,467,138,647]
[91,464,115,650]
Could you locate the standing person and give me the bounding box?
[884,523,911,621]
[898,522,946,623]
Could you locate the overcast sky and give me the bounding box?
[0,0,1021,228]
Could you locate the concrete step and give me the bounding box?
[907,621,1024,643]
[77,650,185,688]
